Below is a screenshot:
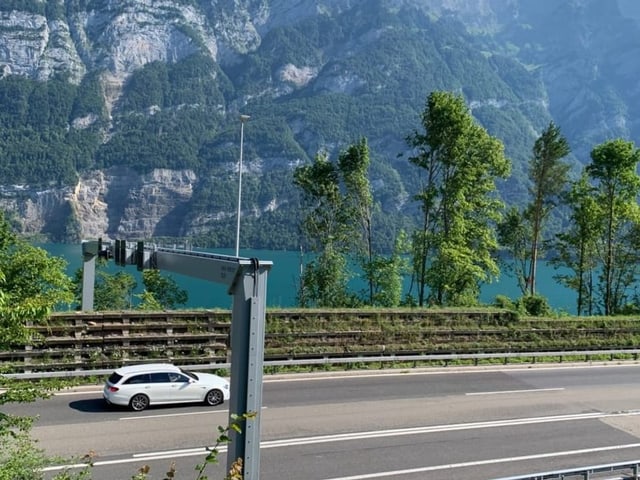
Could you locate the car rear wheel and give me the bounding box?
[205,389,224,406]
[129,393,150,411]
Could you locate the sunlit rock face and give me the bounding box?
[0,0,638,244]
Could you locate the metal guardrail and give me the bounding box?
[492,459,640,479]
[4,348,640,379]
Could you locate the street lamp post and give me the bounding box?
[235,114,250,257]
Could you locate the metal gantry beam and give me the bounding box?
[80,239,271,480]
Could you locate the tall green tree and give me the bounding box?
[338,138,375,302]
[550,172,601,316]
[73,264,137,311]
[294,150,354,307]
[525,122,571,295]
[0,213,74,348]
[94,270,137,311]
[299,245,356,307]
[586,139,640,315]
[362,230,410,307]
[406,91,511,306]
[141,270,188,310]
[295,139,404,307]
[0,211,80,480]
[496,206,530,295]
[294,150,348,252]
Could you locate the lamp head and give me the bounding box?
[240,114,250,122]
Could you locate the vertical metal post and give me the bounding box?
[227,259,268,480]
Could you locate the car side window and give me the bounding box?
[124,374,150,384]
[168,372,188,383]
[150,372,171,383]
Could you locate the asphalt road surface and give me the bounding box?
[6,363,640,480]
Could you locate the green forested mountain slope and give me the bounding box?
[0,0,636,250]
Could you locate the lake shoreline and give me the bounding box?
[40,243,577,314]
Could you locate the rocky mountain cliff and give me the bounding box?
[0,0,638,249]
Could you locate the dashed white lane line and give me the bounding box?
[466,387,565,395]
[119,409,229,420]
[54,390,103,396]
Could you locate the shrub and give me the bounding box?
[518,294,552,317]
[493,295,515,310]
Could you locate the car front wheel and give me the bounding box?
[129,393,150,411]
[205,389,224,406]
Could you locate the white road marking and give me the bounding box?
[257,411,640,447]
[42,409,640,472]
[118,406,266,421]
[55,390,103,396]
[42,447,219,471]
[134,447,213,458]
[319,443,640,480]
[466,387,565,396]
[119,409,229,420]
[43,441,640,474]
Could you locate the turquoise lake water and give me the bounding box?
[41,243,577,313]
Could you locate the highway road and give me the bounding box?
[6,363,640,480]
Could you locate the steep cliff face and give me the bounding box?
[0,186,69,238]
[0,0,638,247]
[0,0,288,242]
[0,9,85,81]
[1,169,198,242]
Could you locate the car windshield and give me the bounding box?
[180,368,198,381]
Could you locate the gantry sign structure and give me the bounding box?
[81,239,272,480]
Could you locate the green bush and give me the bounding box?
[493,294,515,310]
[518,295,552,317]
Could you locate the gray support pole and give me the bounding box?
[81,255,96,312]
[227,260,269,480]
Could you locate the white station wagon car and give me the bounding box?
[103,363,230,411]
